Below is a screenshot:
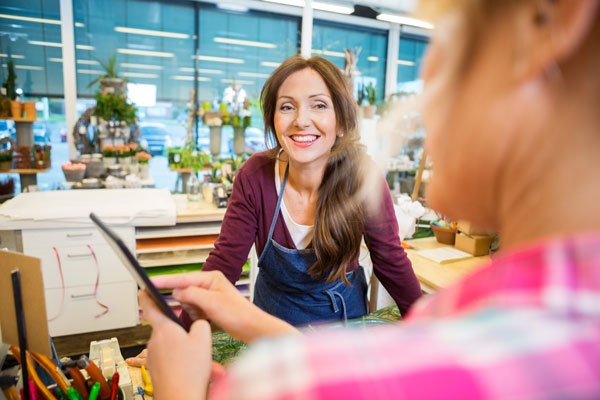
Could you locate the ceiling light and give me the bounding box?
[76,45,95,51]
[1,64,43,71]
[49,57,63,62]
[118,48,174,58]
[29,40,62,47]
[217,3,249,12]
[77,69,104,75]
[75,22,85,27]
[77,59,99,65]
[214,37,276,49]
[171,75,212,81]
[262,0,353,14]
[367,56,379,62]
[312,2,353,14]
[192,55,244,64]
[122,72,158,79]
[312,49,345,58]
[261,61,281,68]
[397,60,416,66]
[0,53,25,59]
[179,67,223,74]
[121,63,164,70]
[0,13,60,25]
[221,78,255,85]
[114,26,189,39]
[376,14,434,30]
[238,72,270,78]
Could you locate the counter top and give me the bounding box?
[173,194,226,223]
[405,236,490,292]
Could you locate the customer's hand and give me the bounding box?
[138,290,212,400]
[125,348,148,367]
[151,271,298,343]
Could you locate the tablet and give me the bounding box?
[89,212,188,331]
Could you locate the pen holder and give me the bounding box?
[431,223,457,245]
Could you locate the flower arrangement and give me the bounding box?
[135,151,152,164]
[127,142,140,154]
[102,144,116,157]
[116,144,131,157]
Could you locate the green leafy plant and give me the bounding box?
[357,82,366,106]
[0,151,12,162]
[365,83,378,106]
[209,162,223,183]
[93,92,137,125]
[2,60,18,100]
[88,55,122,88]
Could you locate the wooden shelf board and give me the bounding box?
[0,168,49,174]
[1,116,36,122]
[139,256,208,268]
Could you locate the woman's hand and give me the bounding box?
[151,270,298,343]
[138,290,212,400]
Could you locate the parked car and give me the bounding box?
[33,122,50,143]
[139,122,172,155]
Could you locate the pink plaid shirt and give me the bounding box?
[211,234,600,399]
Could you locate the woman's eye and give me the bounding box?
[279,105,293,111]
[315,103,327,109]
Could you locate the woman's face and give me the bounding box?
[274,68,339,167]
[421,9,527,229]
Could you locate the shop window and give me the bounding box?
[396,34,428,93]
[312,21,387,102]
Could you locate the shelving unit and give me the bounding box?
[0,116,47,190]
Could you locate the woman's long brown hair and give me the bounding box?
[260,56,368,285]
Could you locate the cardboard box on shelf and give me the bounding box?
[455,232,494,256]
[457,220,489,236]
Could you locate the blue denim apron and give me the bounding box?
[253,164,368,326]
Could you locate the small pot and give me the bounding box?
[10,101,23,119]
[23,101,36,120]
[0,160,12,171]
[363,105,377,119]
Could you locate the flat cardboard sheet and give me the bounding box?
[415,247,473,264]
[0,250,51,357]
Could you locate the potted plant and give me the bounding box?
[0,150,12,171]
[88,55,126,94]
[2,60,22,118]
[363,83,378,119]
[203,162,222,203]
[102,144,117,166]
[135,151,152,179]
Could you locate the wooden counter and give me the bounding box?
[173,193,226,223]
[405,236,490,292]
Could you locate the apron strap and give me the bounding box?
[324,289,349,326]
[266,162,289,243]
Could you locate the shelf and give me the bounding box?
[136,243,214,254]
[170,167,211,173]
[0,168,49,174]
[136,221,221,239]
[1,116,36,122]
[138,249,211,267]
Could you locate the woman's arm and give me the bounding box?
[363,175,422,315]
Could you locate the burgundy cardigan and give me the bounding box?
[202,151,422,315]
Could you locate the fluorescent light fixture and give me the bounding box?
[75,22,85,27]
[77,59,99,65]
[262,0,353,14]
[122,72,158,79]
[376,14,434,30]
[118,48,174,58]
[312,49,345,58]
[1,64,43,71]
[221,78,255,85]
[217,3,249,12]
[49,57,63,62]
[114,26,189,39]
[368,56,379,62]
[0,53,25,59]
[0,13,60,25]
[76,44,95,50]
[397,60,416,66]
[171,75,212,81]
[261,61,281,68]
[29,40,62,47]
[179,67,223,74]
[213,37,276,49]
[238,72,270,78]
[127,83,157,107]
[192,55,244,64]
[77,69,104,75]
[121,63,164,70]
[312,2,353,14]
